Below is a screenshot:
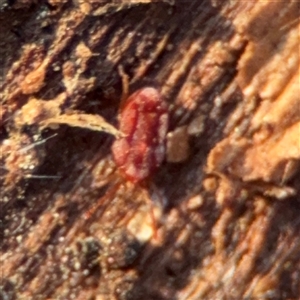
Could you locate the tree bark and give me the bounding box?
[1,1,299,299]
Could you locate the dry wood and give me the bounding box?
[1,0,299,299]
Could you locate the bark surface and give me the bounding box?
[1,1,299,299]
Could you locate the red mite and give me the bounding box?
[112,87,169,183]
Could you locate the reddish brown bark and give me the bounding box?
[1,1,299,299]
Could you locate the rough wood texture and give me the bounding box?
[1,1,299,299]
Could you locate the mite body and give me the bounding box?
[112,87,169,183]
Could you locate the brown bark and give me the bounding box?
[1,1,299,299]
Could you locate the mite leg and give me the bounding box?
[139,185,165,241]
[84,180,122,221]
[118,65,130,110]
